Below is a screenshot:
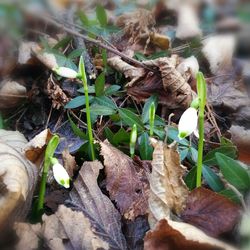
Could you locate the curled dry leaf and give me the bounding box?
[100,141,150,220]
[0,129,37,233]
[144,219,237,250]
[0,80,27,110]
[180,187,240,237]
[176,55,199,80]
[62,148,77,178]
[24,129,53,167]
[148,139,189,228]
[127,55,193,109]
[70,160,127,250]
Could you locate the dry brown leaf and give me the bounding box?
[0,80,27,110]
[42,205,109,250]
[100,141,150,220]
[24,129,53,166]
[144,219,237,250]
[70,160,127,250]
[0,129,37,233]
[148,139,189,227]
[180,187,240,237]
[62,148,77,178]
[15,223,41,250]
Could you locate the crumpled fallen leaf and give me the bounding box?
[148,139,189,227]
[176,55,199,80]
[100,141,150,220]
[180,187,240,237]
[0,80,27,110]
[144,219,237,250]
[62,148,77,178]
[70,160,127,250]
[0,129,37,233]
[24,128,53,166]
[16,205,109,250]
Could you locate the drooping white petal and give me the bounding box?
[178,107,198,139]
[53,67,78,79]
[52,163,70,188]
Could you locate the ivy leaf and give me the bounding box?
[118,108,144,131]
[216,153,250,192]
[139,132,153,160]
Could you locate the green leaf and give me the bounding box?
[85,104,116,116]
[95,72,105,97]
[167,126,189,146]
[0,113,3,129]
[185,166,197,190]
[94,96,117,109]
[179,148,189,161]
[139,132,153,160]
[202,165,224,192]
[142,95,158,124]
[53,36,72,50]
[118,108,144,131]
[219,189,241,204]
[104,85,121,96]
[64,96,94,109]
[78,10,89,26]
[102,49,107,70]
[96,4,107,27]
[78,85,95,94]
[104,127,115,144]
[216,153,250,192]
[68,48,85,59]
[67,113,87,140]
[203,146,237,165]
[113,127,130,145]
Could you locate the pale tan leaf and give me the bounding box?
[144,219,237,250]
[148,139,189,228]
[0,80,27,110]
[70,160,127,250]
[100,141,150,220]
[62,148,77,178]
[42,205,109,250]
[0,129,37,232]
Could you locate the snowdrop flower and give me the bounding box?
[53,67,78,79]
[178,107,198,140]
[52,162,70,188]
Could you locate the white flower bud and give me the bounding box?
[53,67,78,79]
[178,107,198,139]
[52,163,70,188]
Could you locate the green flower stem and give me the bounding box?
[79,56,95,161]
[149,102,156,137]
[37,135,60,216]
[130,124,137,158]
[196,72,207,187]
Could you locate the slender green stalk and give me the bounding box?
[79,56,95,160]
[149,102,156,137]
[196,72,207,187]
[37,135,60,216]
[130,124,137,158]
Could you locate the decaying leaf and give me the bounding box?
[16,205,109,250]
[180,187,240,237]
[148,139,189,227]
[0,129,37,233]
[144,219,237,250]
[24,129,53,166]
[176,55,199,80]
[0,80,27,110]
[100,141,150,220]
[126,55,193,109]
[18,42,39,65]
[62,148,77,178]
[70,160,127,250]
[107,56,145,87]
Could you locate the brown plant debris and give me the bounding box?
[144,219,237,250]
[100,141,150,220]
[148,139,189,228]
[70,160,127,250]
[180,187,240,237]
[0,129,37,233]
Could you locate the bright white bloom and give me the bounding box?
[178,107,198,140]
[52,163,70,188]
[53,67,78,79]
